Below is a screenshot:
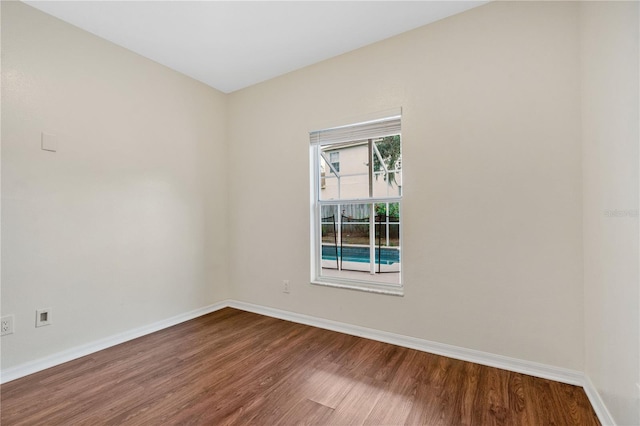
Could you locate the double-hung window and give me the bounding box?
[310,111,403,295]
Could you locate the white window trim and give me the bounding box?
[309,111,403,296]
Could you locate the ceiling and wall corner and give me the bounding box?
[23,1,488,93]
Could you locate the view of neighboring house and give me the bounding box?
[320,140,402,200]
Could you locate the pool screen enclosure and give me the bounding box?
[321,212,400,273]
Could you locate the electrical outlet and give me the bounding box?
[283,280,290,294]
[1,315,14,336]
[36,308,51,327]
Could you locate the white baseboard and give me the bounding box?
[227,300,585,387]
[583,375,617,426]
[0,301,228,384]
[1,298,613,425]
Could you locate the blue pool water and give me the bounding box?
[322,245,399,265]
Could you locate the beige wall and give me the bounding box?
[581,2,640,425]
[228,1,584,370]
[1,2,230,368]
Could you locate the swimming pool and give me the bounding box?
[322,245,400,265]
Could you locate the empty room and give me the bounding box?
[1,1,638,425]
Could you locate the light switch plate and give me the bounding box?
[41,132,57,152]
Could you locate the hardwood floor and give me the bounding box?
[1,308,599,425]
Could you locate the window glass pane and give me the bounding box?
[319,141,370,201]
[372,136,402,199]
[319,202,400,286]
[321,205,339,245]
[373,202,401,279]
[321,174,340,199]
[320,203,339,271]
[338,175,370,200]
[340,203,371,246]
[375,203,401,249]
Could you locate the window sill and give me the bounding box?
[311,279,404,296]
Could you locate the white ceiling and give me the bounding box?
[24,1,487,93]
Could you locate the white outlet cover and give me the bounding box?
[1,315,15,336]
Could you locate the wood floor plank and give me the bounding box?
[363,349,423,425]
[303,361,356,409]
[363,383,413,425]
[421,356,464,425]
[458,361,481,425]
[277,398,335,426]
[476,365,512,426]
[323,374,383,425]
[0,308,600,425]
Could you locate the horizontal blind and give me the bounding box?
[310,114,401,146]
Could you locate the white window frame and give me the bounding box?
[309,110,403,296]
